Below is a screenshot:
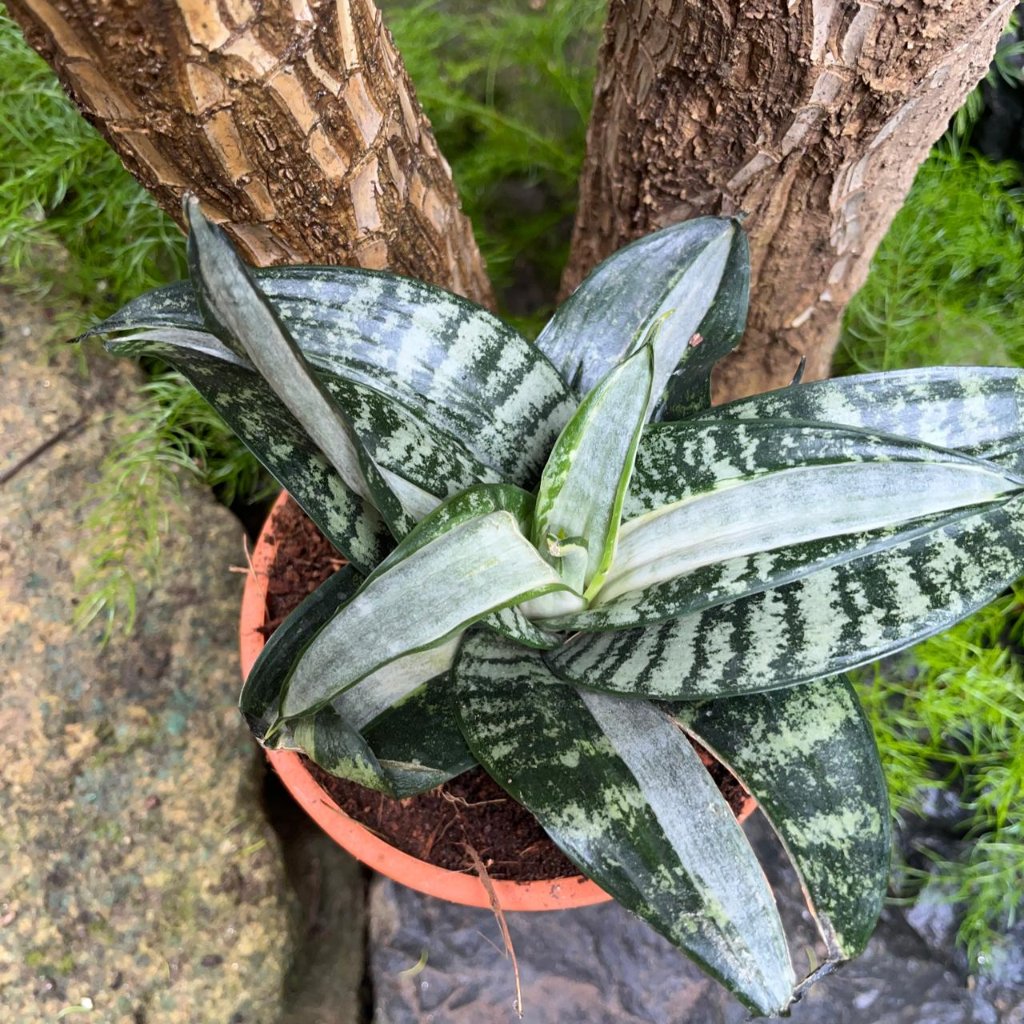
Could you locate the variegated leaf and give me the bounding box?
[184,198,415,537]
[622,418,1014,522]
[536,218,744,414]
[545,493,1024,700]
[330,637,462,733]
[531,344,653,599]
[239,566,472,795]
[85,268,575,489]
[132,346,393,574]
[270,706,395,795]
[361,671,478,796]
[366,484,563,650]
[708,367,1024,472]
[240,564,364,741]
[276,510,568,721]
[674,678,891,959]
[544,506,983,633]
[541,421,1021,632]
[365,483,535,579]
[454,634,794,1016]
[97,327,504,556]
[593,455,1018,609]
[654,229,750,421]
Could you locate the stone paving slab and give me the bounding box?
[0,289,329,1023]
[369,816,1024,1023]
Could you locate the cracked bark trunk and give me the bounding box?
[564,0,1012,400]
[5,0,493,305]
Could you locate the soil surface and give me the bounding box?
[264,495,751,881]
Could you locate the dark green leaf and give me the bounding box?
[273,706,395,796]
[454,634,794,1016]
[86,265,575,488]
[674,678,891,958]
[363,672,478,797]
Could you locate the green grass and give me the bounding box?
[74,371,273,643]
[853,585,1024,969]
[837,150,1024,374]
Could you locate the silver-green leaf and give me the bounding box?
[537,218,742,413]
[184,198,415,537]
[674,678,891,959]
[276,510,567,721]
[531,343,653,599]
[454,634,794,1016]
[546,493,1024,699]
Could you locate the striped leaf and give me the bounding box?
[622,418,1012,522]
[454,634,794,1016]
[184,199,414,537]
[128,345,392,574]
[85,269,574,490]
[544,422,1021,632]
[96,327,504,557]
[674,678,891,959]
[708,367,1024,472]
[546,493,1024,699]
[531,344,653,599]
[361,671,478,796]
[536,218,746,415]
[275,510,568,722]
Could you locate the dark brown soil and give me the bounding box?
[262,495,752,882]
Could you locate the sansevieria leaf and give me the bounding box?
[654,228,750,422]
[239,557,472,795]
[674,678,890,959]
[708,367,1024,470]
[547,493,1024,699]
[543,421,1022,632]
[536,218,744,414]
[531,343,653,599]
[454,634,794,1016]
[87,264,575,489]
[274,510,567,722]
[183,198,416,538]
[361,673,478,796]
[271,706,396,796]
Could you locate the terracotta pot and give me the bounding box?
[239,490,611,910]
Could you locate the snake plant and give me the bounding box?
[87,197,1024,1015]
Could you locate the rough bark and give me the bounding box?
[5,0,493,303]
[564,0,1013,400]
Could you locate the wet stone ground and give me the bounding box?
[370,815,1024,1024]
[3,286,1023,1022]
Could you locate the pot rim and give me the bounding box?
[239,490,612,911]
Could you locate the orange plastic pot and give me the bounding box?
[239,491,611,910]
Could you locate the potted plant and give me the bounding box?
[86,196,1024,1016]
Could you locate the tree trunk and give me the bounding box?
[564,0,1012,400]
[5,0,493,304]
